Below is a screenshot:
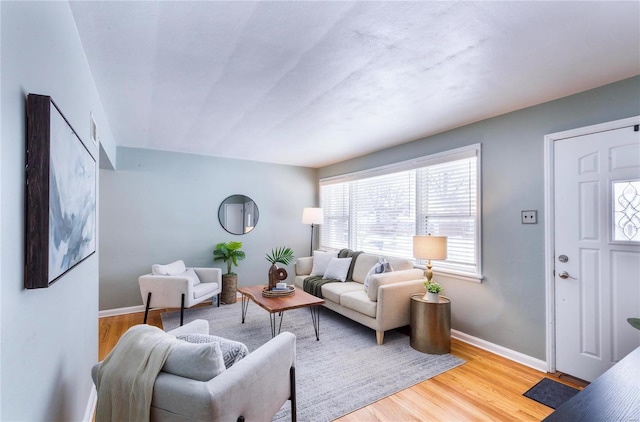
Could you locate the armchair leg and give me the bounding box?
[290,366,297,422]
[237,417,245,422]
[180,293,185,326]
[217,293,221,307]
[143,292,152,324]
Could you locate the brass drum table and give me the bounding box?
[410,294,451,354]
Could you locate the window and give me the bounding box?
[320,144,481,279]
[613,180,640,242]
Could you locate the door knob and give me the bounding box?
[558,271,576,280]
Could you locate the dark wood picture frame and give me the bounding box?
[25,94,96,289]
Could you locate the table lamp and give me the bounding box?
[413,234,447,283]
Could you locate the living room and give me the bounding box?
[1,1,639,421]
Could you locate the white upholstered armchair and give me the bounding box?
[139,260,222,325]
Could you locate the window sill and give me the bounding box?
[414,265,484,283]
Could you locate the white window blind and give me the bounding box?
[320,145,481,277]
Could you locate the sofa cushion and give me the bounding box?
[176,333,249,369]
[162,340,225,381]
[340,290,377,318]
[310,250,337,276]
[152,260,187,276]
[193,281,219,299]
[321,281,362,304]
[323,257,352,282]
[295,256,313,276]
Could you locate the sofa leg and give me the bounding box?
[237,417,245,422]
[217,293,221,307]
[143,292,151,324]
[376,331,384,345]
[290,366,297,422]
[180,294,185,326]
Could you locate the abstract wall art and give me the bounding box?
[25,94,96,288]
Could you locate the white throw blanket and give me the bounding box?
[96,324,179,422]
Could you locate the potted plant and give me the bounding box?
[265,247,295,290]
[423,280,443,303]
[213,241,245,304]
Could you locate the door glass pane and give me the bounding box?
[613,180,640,242]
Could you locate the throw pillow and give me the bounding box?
[162,341,225,381]
[364,258,394,293]
[176,333,249,369]
[323,257,353,282]
[309,250,337,277]
[152,259,187,276]
[179,268,201,285]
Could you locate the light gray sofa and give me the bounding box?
[294,251,424,345]
[93,320,296,422]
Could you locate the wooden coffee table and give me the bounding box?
[237,285,325,340]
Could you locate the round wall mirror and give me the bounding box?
[218,195,259,235]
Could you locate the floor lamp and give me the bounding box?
[302,207,324,256]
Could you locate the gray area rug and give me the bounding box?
[162,302,465,421]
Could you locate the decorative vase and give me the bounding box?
[424,291,440,302]
[268,263,288,290]
[221,274,238,304]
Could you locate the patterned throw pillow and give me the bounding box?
[364,258,394,293]
[176,333,249,369]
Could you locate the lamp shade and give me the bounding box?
[302,207,324,225]
[413,235,447,260]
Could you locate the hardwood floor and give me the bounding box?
[99,309,587,421]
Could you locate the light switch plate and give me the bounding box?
[522,210,537,224]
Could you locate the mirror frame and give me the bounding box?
[218,195,259,235]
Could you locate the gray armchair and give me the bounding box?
[93,319,297,422]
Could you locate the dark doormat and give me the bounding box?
[523,378,580,409]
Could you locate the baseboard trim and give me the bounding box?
[83,384,97,422]
[452,329,548,373]
[98,295,225,319]
[99,305,146,318]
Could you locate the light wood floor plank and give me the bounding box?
[98,310,586,420]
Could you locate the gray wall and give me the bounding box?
[99,147,317,310]
[0,2,116,420]
[320,76,640,360]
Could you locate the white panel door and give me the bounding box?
[554,125,640,382]
[224,204,244,234]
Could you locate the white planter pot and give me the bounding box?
[423,291,440,302]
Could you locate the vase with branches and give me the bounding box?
[266,246,295,290]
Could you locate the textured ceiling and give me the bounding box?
[70,1,640,168]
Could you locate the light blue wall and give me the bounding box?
[319,76,640,360]
[99,147,317,310]
[0,2,115,420]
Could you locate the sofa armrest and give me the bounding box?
[294,257,313,276]
[192,267,222,284]
[150,332,297,422]
[367,268,424,301]
[376,278,426,331]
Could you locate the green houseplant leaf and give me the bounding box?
[266,246,295,266]
[424,281,443,293]
[213,241,246,275]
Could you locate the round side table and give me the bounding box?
[410,293,451,354]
